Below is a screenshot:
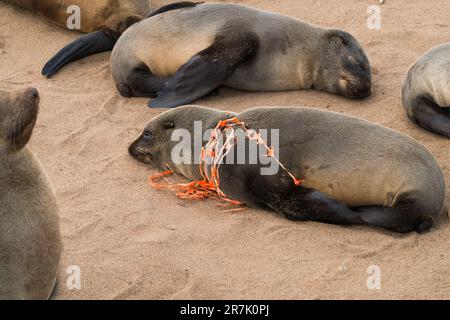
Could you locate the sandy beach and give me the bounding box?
[1,0,450,299]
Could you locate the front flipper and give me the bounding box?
[149,32,259,108]
[271,186,365,226]
[408,96,450,138]
[118,65,169,98]
[42,29,120,78]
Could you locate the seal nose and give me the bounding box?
[27,87,40,100]
[353,84,372,98]
[129,143,146,159]
[128,144,139,158]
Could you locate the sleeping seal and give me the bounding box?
[44,2,372,107]
[3,0,150,33]
[6,0,152,78]
[0,88,62,299]
[402,43,450,138]
[129,105,446,233]
[41,1,197,77]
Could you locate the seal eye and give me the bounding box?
[341,38,349,46]
[143,131,153,139]
[164,121,175,129]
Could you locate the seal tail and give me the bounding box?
[42,29,120,78]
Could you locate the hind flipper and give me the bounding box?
[149,32,259,108]
[273,188,433,233]
[355,195,434,233]
[218,138,435,233]
[42,29,120,78]
[408,96,450,138]
[118,66,169,98]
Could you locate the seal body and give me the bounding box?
[0,88,62,300]
[111,2,371,108]
[129,106,446,233]
[402,43,450,138]
[3,0,150,33]
[41,1,193,78]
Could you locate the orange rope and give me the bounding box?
[148,117,303,208]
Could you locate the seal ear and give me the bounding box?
[117,15,143,34]
[42,29,120,78]
[325,30,355,51]
[163,121,175,129]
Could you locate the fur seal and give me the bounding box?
[10,0,152,78]
[402,43,450,138]
[41,1,196,77]
[129,105,446,233]
[0,88,62,299]
[44,2,372,107]
[4,0,150,33]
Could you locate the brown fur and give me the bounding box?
[130,106,447,231]
[403,43,450,112]
[0,88,62,300]
[3,0,150,32]
[112,2,371,98]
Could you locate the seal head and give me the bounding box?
[0,87,39,151]
[129,106,235,180]
[316,30,371,99]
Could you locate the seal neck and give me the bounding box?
[0,146,29,168]
[288,21,325,90]
[310,29,335,92]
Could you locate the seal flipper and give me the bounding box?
[271,187,365,226]
[219,162,364,227]
[408,96,450,138]
[149,33,259,108]
[42,29,120,78]
[146,1,201,19]
[270,187,431,233]
[120,65,169,98]
[218,137,431,233]
[355,200,434,233]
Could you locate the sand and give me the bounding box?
[1,0,450,300]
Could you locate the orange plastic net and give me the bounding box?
[149,117,303,209]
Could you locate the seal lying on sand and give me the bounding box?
[129,105,446,233]
[0,87,62,299]
[41,1,196,78]
[4,0,150,32]
[3,0,151,78]
[44,2,372,108]
[402,43,450,138]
